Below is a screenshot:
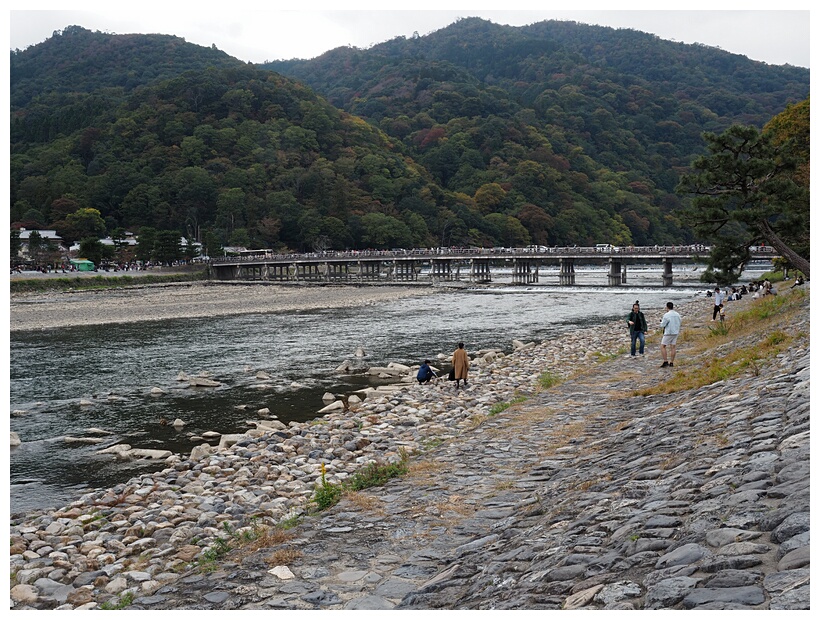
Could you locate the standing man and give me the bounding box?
[452,342,470,389]
[712,287,724,321]
[660,301,681,368]
[627,301,648,357]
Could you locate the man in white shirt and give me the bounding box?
[712,287,724,321]
[660,301,681,368]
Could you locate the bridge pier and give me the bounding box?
[357,261,380,282]
[394,260,417,281]
[663,258,674,286]
[559,258,576,285]
[512,259,539,284]
[470,259,492,283]
[238,265,266,280]
[293,263,324,281]
[431,259,453,281]
[326,262,351,281]
[608,258,622,286]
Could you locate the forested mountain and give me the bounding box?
[266,18,808,247]
[10,20,809,255]
[10,27,443,252]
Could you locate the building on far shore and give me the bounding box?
[16,228,66,255]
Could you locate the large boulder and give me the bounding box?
[130,448,173,459]
[318,401,345,413]
[190,443,214,461]
[218,434,245,450]
[366,366,403,376]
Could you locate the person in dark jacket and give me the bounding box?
[627,301,648,357]
[417,360,435,384]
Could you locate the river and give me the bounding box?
[8,265,764,514]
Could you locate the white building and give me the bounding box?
[16,228,66,257]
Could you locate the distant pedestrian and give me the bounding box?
[452,342,470,389]
[626,302,648,357]
[417,360,435,384]
[712,287,724,320]
[719,303,726,322]
[660,302,681,368]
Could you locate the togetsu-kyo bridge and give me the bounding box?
[209,245,776,286]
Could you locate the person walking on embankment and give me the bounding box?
[659,302,681,368]
[452,342,470,389]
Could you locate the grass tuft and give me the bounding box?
[538,371,563,390]
[310,450,410,512]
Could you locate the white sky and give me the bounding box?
[6,2,813,68]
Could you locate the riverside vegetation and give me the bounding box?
[9,288,809,610]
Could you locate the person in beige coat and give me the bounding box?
[452,342,470,389]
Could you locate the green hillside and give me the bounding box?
[10,20,809,254]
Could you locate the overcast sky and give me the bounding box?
[7,3,812,68]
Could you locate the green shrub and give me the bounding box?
[100,592,134,610]
[707,322,731,337]
[347,458,408,491]
[538,371,562,389]
[313,464,343,511]
[311,450,410,511]
[489,402,511,415]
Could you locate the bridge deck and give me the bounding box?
[207,246,775,286]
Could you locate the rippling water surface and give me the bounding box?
[9,268,738,513]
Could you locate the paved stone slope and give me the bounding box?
[134,295,811,610]
[10,293,810,610]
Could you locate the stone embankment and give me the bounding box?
[9,293,810,610]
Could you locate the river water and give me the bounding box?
[8,265,764,514]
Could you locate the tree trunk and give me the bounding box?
[758,219,810,280]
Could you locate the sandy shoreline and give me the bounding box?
[9,282,443,332]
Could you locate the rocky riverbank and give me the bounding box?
[9,290,810,610]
